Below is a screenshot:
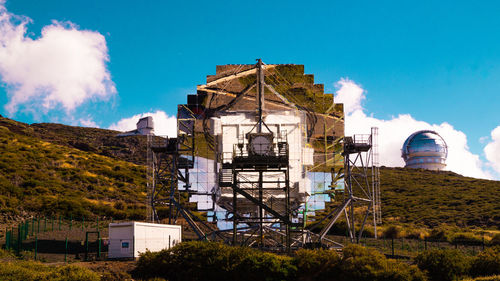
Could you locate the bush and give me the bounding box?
[0,261,100,281]
[415,249,471,281]
[451,233,483,246]
[337,244,427,281]
[428,228,451,242]
[490,234,500,246]
[383,225,401,239]
[133,241,296,281]
[471,247,500,277]
[293,248,341,281]
[133,241,427,281]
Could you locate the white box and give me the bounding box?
[108,221,181,259]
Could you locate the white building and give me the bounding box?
[117,116,154,137]
[108,222,181,259]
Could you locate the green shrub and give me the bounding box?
[471,247,500,277]
[415,249,470,281]
[0,261,100,281]
[337,244,427,281]
[293,248,341,280]
[383,225,401,239]
[133,241,296,281]
[451,233,483,246]
[428,228,451,242]
[133,242,427,281]
[490,234,500,246]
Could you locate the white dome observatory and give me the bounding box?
[401,130,447,170]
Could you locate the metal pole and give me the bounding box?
[232,171,238,245]
[85,232,88,261]
[256,58,264,133]
[17,224,21,255]
[392,237,395,256]
[98,232,101,259]
[5,230,9,250]
[285,168,291,254]
[65,237,68,262]
[34,233,37,260]
[259,171,263,249]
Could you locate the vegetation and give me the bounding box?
[133,241,426,281]
[0,247,100,281]
[380,167,500,229]
[415,249,471,281]
[470,247,500,277]
[0,117,147,220]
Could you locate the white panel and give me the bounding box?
[210,118,221,135]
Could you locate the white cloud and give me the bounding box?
[484,126,500,175]
[109,110,177,137]
[0,2,115,115]
[335,78,492,179]
[335,78,365,115]
[79,117,98,128]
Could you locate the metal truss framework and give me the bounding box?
[146,60,381,251]
[309,127,382,247]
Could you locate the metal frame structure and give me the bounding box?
[147,105,223,240]
[308,127,381,246]
[146,60,381,251]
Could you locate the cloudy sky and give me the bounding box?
[1,0,500,179]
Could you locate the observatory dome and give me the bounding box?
[401,130,447,170]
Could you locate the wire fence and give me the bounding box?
[336,235,490,258]
[2,216,114,262]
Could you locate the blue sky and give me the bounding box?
[1,0,500,178]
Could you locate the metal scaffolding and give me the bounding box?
[145,60,381,251]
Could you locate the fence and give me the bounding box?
[338,235,490,258]
[2,215,114,262]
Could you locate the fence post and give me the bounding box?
[17,224,21,255]
[34,233,38,260]
[51,216,54,231]
[65,237,68,263]
[97,217,99,231]
[59,216,62,231]
[5,230,9,250]
[44,217,47,232]
[85,232,89,261]
[98,236,101,259]
[391,237,395,256]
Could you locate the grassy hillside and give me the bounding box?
[0,117,147,221]
[0,116,148,165]
[0,115,499,232]
[381,167,500,229]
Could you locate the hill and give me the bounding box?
[0,115,499,232]
[0,116,148,222]
[381,167,500,229]
[0,116,148,165]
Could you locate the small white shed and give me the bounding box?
[108,221,181,259]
